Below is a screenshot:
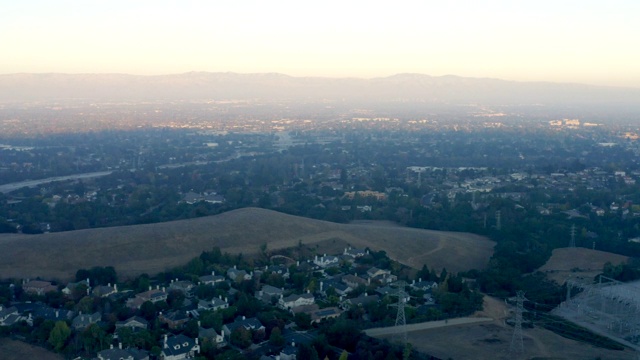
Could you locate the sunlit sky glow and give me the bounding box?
[2,1,639,87]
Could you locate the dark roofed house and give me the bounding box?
[280,342,297,360]
[93,283,118,298]
[309,307,342,324]
[126,286,168,309]
[97,344,149,360]
[161,334,200,360]
[197,296,229,312]
[198,323,224,347]
[23,280,58,296]
[222,316,264,338]
[62,278,90,296]
[169,279,195,295]
[199,271,225,286]
[341,293,380,310]
[342,274,368,289]
[72,311,101,330]
[159,310,190,330]
[32,305,75,322]
[115,316,148,331]
[0,306,23,326]
[256,285,284,303]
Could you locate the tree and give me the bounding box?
[48,321,71,352]
[184,319,200,339]
[167,290,186,310]
[298,343,320,360]
[269,326,285,346]
[294,312,311,329]
[81,323,109,353]
[339,350,349,360]
[230,327,252,349]
[139,301,156,321]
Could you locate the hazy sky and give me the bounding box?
[2,1,639,87]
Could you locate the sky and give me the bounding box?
[2,1,639,87]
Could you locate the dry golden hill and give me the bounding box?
[0,207,494,281]
[538,247,630,284]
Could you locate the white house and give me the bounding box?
[313,254,339,268]
[278,292,315,310]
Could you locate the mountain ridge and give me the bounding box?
[1,72,638,107]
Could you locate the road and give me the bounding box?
[0,171,114,194]
[364,317,493,337]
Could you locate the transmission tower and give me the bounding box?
[569,224,576,248]
[389,281,409,345]
[510,291,527,356]
[496,210,502,231]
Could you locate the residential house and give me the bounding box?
[97,344,149,360]
[222,316,264,338]
[264,264,290,279]
[62,278,90,297]
[182,191,225,205]
[340,293,379,310]
[198,271,225,286]
[198,323,224,347]
[127,286,168,309]
[197,296,229,312]
[410,279,438,292]
[31,305,75,323]
[159,310,190,330]
[93,283,118,298]
[313,254,339,268]
[320,280,352,296]
[278,292,315,311]
[72,311,101,330]
[342,274,368,289]
[343,247,367,259]
[375,286,395,297]
[23,280,57,296]
[0,306,23,326]
[280,342,297,360]
[161,334,200,360]
[256,285,284,303]
[226,266,252,282]
[366,267,396,283]
[308,307,342,324]
[169,279,195,294]
[115,316,149,331]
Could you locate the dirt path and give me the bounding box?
[364,317,493,337]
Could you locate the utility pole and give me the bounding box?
[569,224,576,248]
[496,210,501,231]
[390,281,409,346]
[510,291,527,356]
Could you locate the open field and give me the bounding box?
[0,338,62,360]
[371,296,638,360]
[0,208,494,280]
[538,248,630,285]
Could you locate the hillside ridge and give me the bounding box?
[0,207,494,280]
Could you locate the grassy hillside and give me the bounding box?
[0,208,494,280]
[538,248,630,284]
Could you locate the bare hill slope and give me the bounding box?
[0,208,493,280]
[538,248,630,284]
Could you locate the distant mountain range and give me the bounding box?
[1,72,639,108]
